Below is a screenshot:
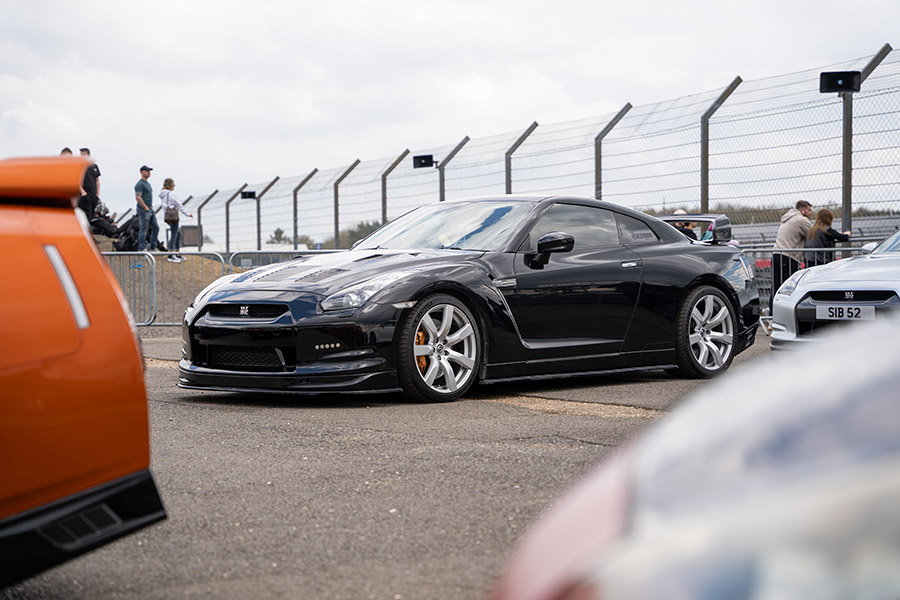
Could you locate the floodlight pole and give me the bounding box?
[840,43,893,238]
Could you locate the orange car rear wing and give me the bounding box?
[0,157,87,207]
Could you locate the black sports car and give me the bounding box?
[178,196,759,402]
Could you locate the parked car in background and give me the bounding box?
[178,196,759,402]
[492,313,900,600]
[0,157,166,587]
[656,213,740,246]
[770,227,900,349]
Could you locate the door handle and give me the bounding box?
[621,261,640,268]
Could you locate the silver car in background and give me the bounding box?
[770,228,900,350]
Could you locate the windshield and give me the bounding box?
[873,228,900,254]
[354,200,535,251]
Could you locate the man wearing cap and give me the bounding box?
[135,165,161,252]
[771,200,813,307]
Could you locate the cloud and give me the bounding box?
[1,0,897,218]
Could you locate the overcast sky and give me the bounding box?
[1,0,896,218]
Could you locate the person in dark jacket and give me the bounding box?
[805,208,851,266]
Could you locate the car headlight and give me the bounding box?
[776,268,809,297]
[320,272,410,311]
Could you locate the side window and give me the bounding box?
[617,214,660,246]
[527,204,619,251]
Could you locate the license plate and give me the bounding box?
[815,305,875,320]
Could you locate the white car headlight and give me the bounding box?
[776,268,809,297]
[320,272,410,311]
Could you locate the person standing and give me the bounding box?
[78,148,101,219]
[805,208,851,266]
[771,200,812,303]
[159,178,192,262]
[135,165,161,252]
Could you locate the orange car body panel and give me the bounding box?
[0,157,150,521]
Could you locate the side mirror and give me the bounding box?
[712,225,732,243]
[710,215,732,244]
[526,231,574,269]
[537,231,575,254]
[861,242,878,255]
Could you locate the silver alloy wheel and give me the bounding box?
[412,303,478,395]
[688,293,735,371]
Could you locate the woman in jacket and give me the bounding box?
[159,178,193,263]
[805,208,851,266]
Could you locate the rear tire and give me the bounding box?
[397,294,481,402]
[672,285,736,378]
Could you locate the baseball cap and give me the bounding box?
[140,165,153,172]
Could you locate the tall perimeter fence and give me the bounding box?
[166,43,900,254]
[129,44,900,326]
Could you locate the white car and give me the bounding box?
[770,228,900,349]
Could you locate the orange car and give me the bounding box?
[0,157,165,587]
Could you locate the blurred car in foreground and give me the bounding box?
[492,313,900,600]
[179,196,758,402]
[0,157,166,587]
[770,227,900,349]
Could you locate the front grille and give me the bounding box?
[206,304,288,319]
[206,345,296,371]
[808,291,897,303]
[795,291,900,338]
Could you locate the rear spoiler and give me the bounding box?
[0,157,87,208]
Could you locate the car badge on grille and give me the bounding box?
[240,305,250,316]
[844,292,854,300]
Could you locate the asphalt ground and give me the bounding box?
[2,333,772,600]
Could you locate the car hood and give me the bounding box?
[218,249,485,296]
[801,253,900,286]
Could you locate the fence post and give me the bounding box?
[255,176,280,250]
[594,103,632,200]
[293,169,318,251]
[382,150,409,224]
[196,190,218,251]
[701,76,742,213]
[334,160,360,248]
[439,136,470,202]
[225,184,248,254]
[505,122,539,194]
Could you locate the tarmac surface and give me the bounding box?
[2,330,773,600]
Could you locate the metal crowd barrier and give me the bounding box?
[103,251,227,326]
[106,245,876,329]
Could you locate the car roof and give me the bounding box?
[0,157,88,207]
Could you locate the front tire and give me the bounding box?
[673,285,736,378]
[397,294,481,402]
